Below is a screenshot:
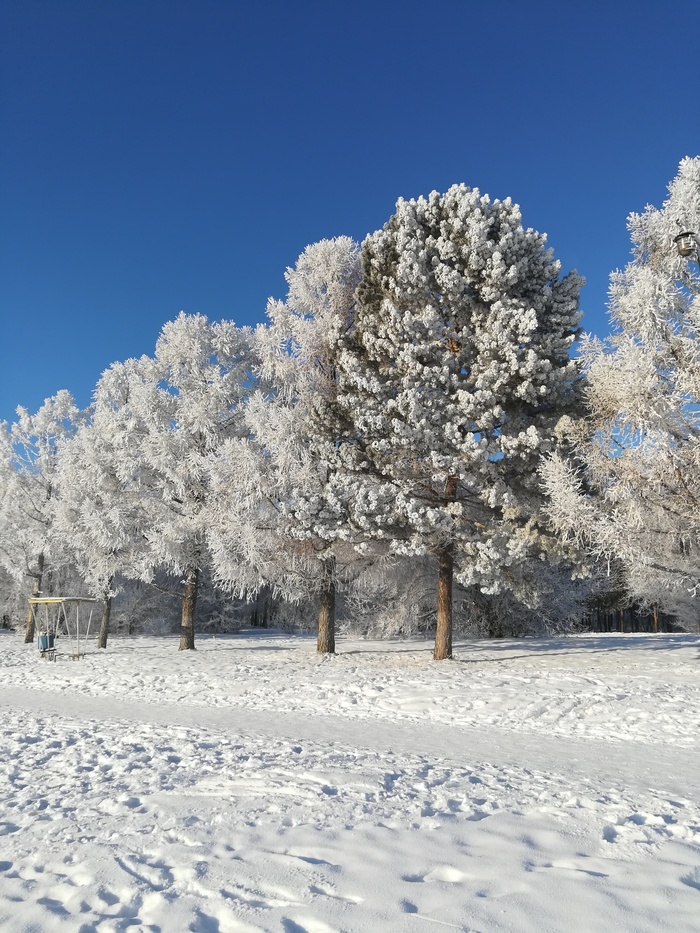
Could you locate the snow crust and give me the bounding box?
[1,631,698,931]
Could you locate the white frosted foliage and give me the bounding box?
[543,157,700,622]
[207,238,365,604]
[325,184,583,599]
[63,313,254,600]
[0,391,80,596]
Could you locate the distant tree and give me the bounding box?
[208,238,365,653]
[0,391,80,641]
[74,313,254,650]
[328,185,583,658]
[542,157,700,628]
[0,565,26,630]
[53,384,149,648]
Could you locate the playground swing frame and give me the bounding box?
[29,597,98,660]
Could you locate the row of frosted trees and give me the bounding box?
[2,160,699,656]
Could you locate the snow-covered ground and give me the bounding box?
[1,630,699,932]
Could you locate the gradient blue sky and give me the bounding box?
[2,0,699,424]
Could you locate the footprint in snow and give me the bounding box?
[282,917,338,933]
[115,853,174,891]
[308,883,362,903]
[403,866,467,885]
[681,868,700,891]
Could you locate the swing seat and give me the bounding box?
[38,633,57,661]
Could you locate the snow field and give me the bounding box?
[2,632,698,748]
[1,631,699,931]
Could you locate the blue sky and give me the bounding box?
[1,0,699,424]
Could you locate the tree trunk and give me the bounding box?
[434,475,457,661]
[250,586,271,628]
[317,556,336,655]
[434,543,453,660]
[179,566,199,651]
[24,553,45,643]
[98,578,113,649]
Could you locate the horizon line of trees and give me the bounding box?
[2,158,699,655]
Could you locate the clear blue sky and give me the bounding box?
[1,0,699,424]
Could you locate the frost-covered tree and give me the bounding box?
[80,313,254,650]
[0,391,80,641]
[208,238,364,653]
[0,565,24,630]
[53,389,151,648]
[328,185,583,658]
[543,157,700,628]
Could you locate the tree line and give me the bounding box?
[2,160,699,656]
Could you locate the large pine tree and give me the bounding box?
[329,185,582,658]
